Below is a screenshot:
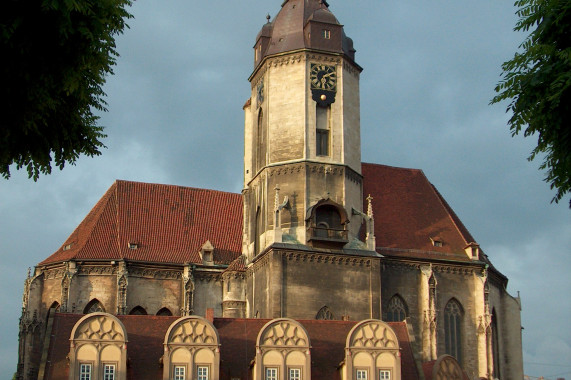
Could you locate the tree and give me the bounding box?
[491,0,571,206]
[1,0,132,180]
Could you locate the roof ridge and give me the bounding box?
[115,179,240,197]
[361,161,423,173]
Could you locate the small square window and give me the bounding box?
[323,29,331,39]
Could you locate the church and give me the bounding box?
[17,1,524,379]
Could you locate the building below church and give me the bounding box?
[17,1,523,379]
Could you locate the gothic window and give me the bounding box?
[257,109,266,170]
[386,295,407,322]
[444,299,464,363]
[316,105,330,156]
[492,308,500,378]
[315,306,335,320]
[49,301,60,312]
[157,307,173,316]
[83,299,105,314]
[128,306,147,315]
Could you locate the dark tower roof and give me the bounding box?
[252,0,357,71]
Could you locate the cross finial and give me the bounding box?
[266,14,271,23]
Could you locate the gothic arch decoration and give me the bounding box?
[315,305,335,320]
[306,198,349,246]
[157,307,173,316]
[444,298,464,364]
[385,294,408,322]
[83,298,105,314]
[162,316,220,380]
[49,301,60,312]
[129,306,147,315]
[343,319,402,380]
[255,318,311,380]
[68,312,128,380]
[426,354,468,380]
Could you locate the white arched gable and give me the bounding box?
[344,319,402,380]
[162,316,220,380]
[255,318,311,380]
[68,312,128,380]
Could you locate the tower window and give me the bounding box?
[323,29,331,39]
[316,105,330,156]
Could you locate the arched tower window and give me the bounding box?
[83,299,105,314]
[444,299,463,364]
[386,295,407,322]
[129,306,147,315]
[306,199,349,248]
[157,307,173,316]
[257,109,266,171]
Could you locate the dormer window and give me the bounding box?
[128,243,138,249]
[200,240,215,266]
[430,237,443,247]
[323,29,331,39]
[63,243,72,251]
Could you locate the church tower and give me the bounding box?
[243,0,367,260]
[243,0,380,320]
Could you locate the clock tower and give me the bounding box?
[243,0,367,258]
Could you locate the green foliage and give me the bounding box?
[491,0,571,206]
[1,0,132,180]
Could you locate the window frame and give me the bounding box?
[173,364,187,380]
[196,364,210,380]
[103,363,117,380]
[265,367,278,380]
[323,29,331,39]
[288,366,302,380]
[378,369,391,380]
[355,368,369,380]
[79,362,93,380]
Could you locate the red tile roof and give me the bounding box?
[40,163,482,266]
[40,181,243,266]
[362,163,476,261]
[42,314,419,380]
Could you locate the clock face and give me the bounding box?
[310,64,337,92]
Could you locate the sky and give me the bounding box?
[1,0,570,378]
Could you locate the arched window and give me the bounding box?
[49,301,61,312]
[315,306,335,320]
[157,307,173,316]
[315,205,342,231]
[492,308,500,378]
[129,306,147,315]
[83,299,105,314]
[444,299,463,363]
[386,295,407,322]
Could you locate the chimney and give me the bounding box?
[205,308,214,323]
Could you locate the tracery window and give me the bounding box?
[315,305,334,320]
[83,299,105,314]
[444,299,463,363]
[386,295,407,322]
